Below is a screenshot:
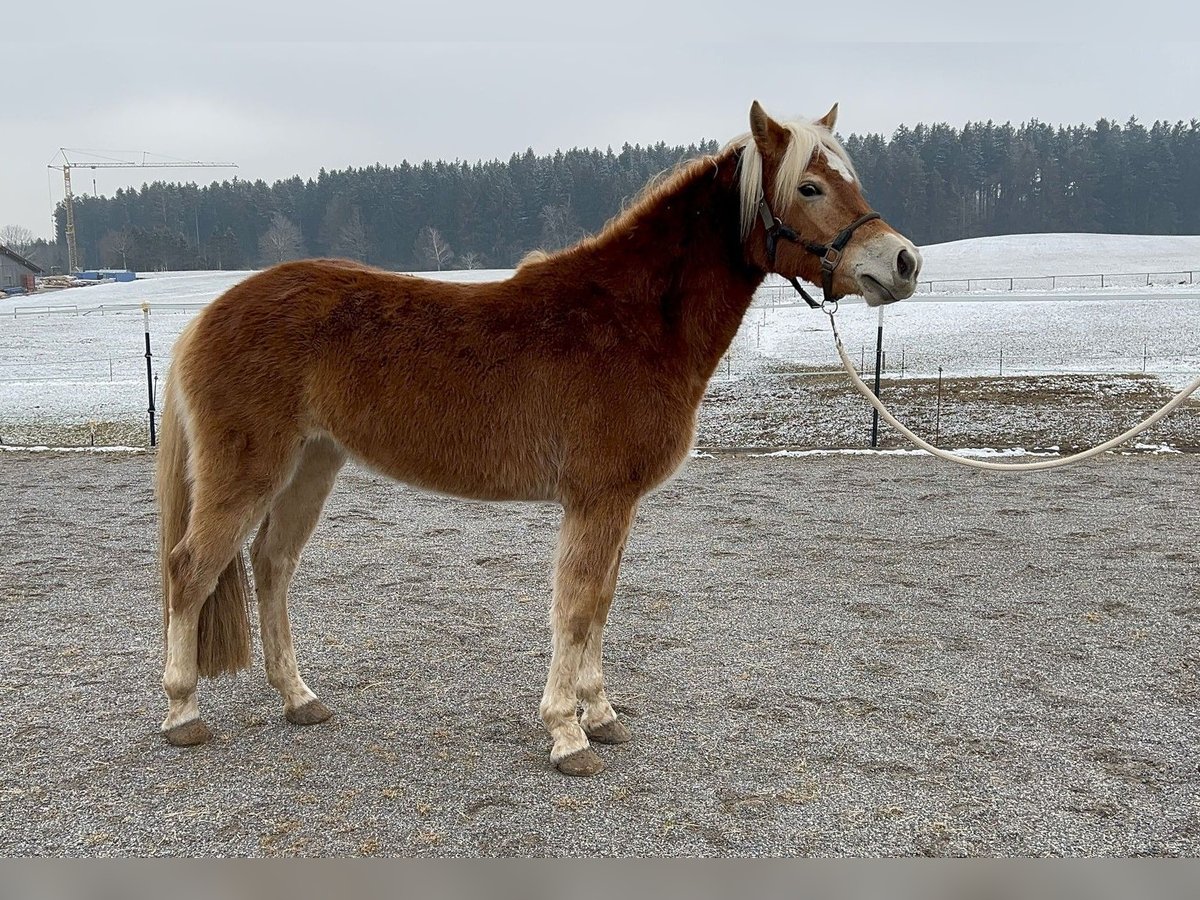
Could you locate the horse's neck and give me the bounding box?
[591,154,764,387]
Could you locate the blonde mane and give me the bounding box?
[728,119,858,240]
[533,116,858,263]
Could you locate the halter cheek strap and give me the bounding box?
[757,197,881,309]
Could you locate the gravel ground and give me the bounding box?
[1,452,1198,857]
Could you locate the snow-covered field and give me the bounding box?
[735,293,1199,385]
[0,235,1196,442]
[918,233,1200,283]
[736,233,1199,386]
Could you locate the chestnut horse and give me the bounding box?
[157,101,921,776]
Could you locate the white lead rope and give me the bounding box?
[826,309,1200,472]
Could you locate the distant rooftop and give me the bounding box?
[0,244,45,274]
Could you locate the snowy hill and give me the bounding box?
[919,233,1200,281]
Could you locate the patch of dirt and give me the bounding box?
[1,453,1198,856]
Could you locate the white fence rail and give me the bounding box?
[915,270,1198,294]
[755,270,1199,306]
[10,302,208,318]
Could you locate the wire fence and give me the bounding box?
[8,301,207,318]
[915,270,1198,294]
[755,269,1199,306]
[713,345,1200,381]
[0,352,175,384]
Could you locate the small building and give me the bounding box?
[0,244,45,293]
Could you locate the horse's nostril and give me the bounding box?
[896,248,916,280]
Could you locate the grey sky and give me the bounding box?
[5,42,1199,239]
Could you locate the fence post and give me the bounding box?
[143,302,156,447]
[870,306,884,448]
[1101,274,1105,288]
[999,348,1004,377]
[1009,278,1013,291]
[1143,343,1148,373]
[935,366,943,446]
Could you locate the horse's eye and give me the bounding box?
[798,183,822,198]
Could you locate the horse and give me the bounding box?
[157,101,922,776]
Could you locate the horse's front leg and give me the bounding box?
[577,534,634,745]
[540,498,636,776]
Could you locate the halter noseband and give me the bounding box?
[757,197,881,309]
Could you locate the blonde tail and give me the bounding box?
[157,377,252,677]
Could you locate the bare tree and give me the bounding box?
[259,214,305,265]
[539,202,583,251]
[457,251,484,270]
[99,228,134,269]
[414,225,453,271]
[0,225,37,258]
[334,207,369,262]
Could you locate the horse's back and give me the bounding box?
[175,260,564,500]
[174,258,695,504]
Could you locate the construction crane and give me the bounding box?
[48,150,238,272]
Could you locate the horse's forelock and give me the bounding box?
[731,120,858,241]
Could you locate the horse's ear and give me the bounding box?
[749,100,790,160]
[817,102,839,130]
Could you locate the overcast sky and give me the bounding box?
[6,41,1199,239]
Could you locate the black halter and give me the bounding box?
[757,197,881,309]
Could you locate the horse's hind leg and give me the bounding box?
[162,482,272,744]
[540,497,637,776]
[250,437,346,725]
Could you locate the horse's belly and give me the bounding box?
[370,452,558,503]
[317,415,560,503]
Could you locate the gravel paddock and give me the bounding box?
[1,452,1198,857]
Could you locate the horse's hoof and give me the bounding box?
[163,719,212,747]
[286,699,333,726]
[555,747,606,777]
[586,719,631,744]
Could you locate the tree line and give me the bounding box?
[14,116,1200,273]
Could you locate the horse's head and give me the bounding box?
[737,101,921,306]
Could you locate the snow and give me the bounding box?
[1126,442,1183,455]
[0,444,145,453]
[739,293,1199,386]
[747,447,1061,459]
[918,233,1200,281]
[1,237,1197,440]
